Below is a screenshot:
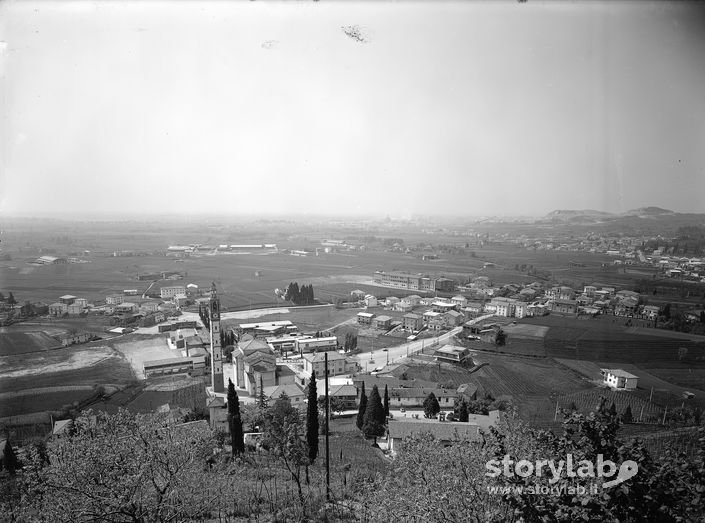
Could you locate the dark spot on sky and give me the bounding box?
[342,25,368,44]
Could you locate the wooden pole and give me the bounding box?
[325,352,330,502]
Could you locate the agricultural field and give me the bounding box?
[638,366,705,391]
[553,358,705,409]
[469,353,592,398]
[524,315,705,363]
[0,318,114,356]
[0,387,97,418]
[553,358,605,385]
[557,388,665,423]
[0,330,62,355]
[608,363,705,408]
[0,342,137,421]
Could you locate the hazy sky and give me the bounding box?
[1,1,704,217]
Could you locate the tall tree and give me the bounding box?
[383,384,390,418]
[458,401,469,422]
[258,376,269,411]
[7,292,16,306]
[306,371,319,464]
[227,379,244,456]
[356,382,367,431]
[622,405,633,424]
[423,392,441,418]
[363,385,386,442]
[262,393,309,513]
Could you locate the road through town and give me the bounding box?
[349,313,496,371]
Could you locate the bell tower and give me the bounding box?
[209,282,224,393]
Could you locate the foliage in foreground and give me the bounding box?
[3,398,704,522]
[363,400,705,523]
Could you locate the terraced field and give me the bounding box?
[0,330,61,356]
[470,354,592,400]
[557,389,664,423]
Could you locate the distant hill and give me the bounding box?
[544,209,616,225]
[547,209,614,218]
[538,207,705,235]
[622,207,675,217]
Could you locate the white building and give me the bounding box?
[601,369,639,390]
[161,286,187,299]
[295,336,338,354]
[490,297,517,317]
[302,351,355,378]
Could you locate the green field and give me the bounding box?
[0,330,62,355]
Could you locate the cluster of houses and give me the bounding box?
[357,274,676,324]
[47,293,171,327]
[44,283,208,328]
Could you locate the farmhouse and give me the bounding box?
[357,312,375,325]
[263,383,306,404]
[388,387,458,408]
[67,303,86,315]
[364,295,378,307]
[451,295,468,308]
[403,313,423,331]
[601,369,639,390]
[445,310,464,326]
[403,295,422,306]
[329,384,359,409]
[302,350,353,378]
[58,332,95,346]
[551,299,578,314]
[106,294,124,305]
[433,345,472,365]
[640,305,660,320]
[373,315,392,330]
[394,301,413,313]
[49,302,68,316]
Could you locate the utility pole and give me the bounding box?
[325,352,330,501]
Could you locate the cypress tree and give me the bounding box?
[383,384,390,418]
[423,392,441,418]
[458,401,469,422]
[356,382,367,431]
[306,371,319,463]
[623,405,633,424]
[258,375,269,410]
[227,379,245,456]
[363,385,386,441]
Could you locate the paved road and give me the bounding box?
[351,326,463,371]
[350,314,495,371]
